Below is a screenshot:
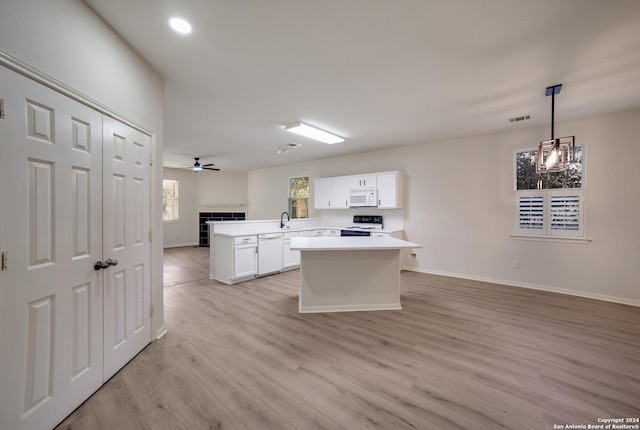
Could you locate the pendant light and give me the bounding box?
[536,84,575,173]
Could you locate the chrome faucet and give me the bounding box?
[280,211,290,228]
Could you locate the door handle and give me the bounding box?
[94,258,118,270]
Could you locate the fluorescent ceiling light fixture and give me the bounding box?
[169,17,192,34]
[285,122,344,144]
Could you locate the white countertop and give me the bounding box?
[213,227,400,237]
[290,236,421,251]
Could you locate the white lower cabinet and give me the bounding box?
[214,235,257,284]
[235,243,258,279]
[282,231,300,270]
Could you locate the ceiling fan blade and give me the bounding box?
[187,157,219,171]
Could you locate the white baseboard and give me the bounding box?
[299,303,402,313]
[401,266,640,308]
[154,326,168,340]
[163,242,199,249]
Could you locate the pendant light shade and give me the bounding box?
[537,136,575,173]
[536,84,575,173]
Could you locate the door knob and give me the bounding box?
[94,258,118,270]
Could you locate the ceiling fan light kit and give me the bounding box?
[191,157,219,172]
[536,84,575,174]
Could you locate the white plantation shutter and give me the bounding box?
[517,193,545,233]
[515,190,584,238]
[549,190,584,236]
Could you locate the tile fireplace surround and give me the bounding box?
[199,212,245,246]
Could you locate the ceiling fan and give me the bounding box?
[190,157,219,172]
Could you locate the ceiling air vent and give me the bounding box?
[510,115,531,123]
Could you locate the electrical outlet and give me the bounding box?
[513,260,520,269]
[410,252,419,261]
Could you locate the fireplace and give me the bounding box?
[199,212,246,247]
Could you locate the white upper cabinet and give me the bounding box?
[314,171,402,209]
[348,174,377,189]
[377,172,403,209]
[332,176,351,208]
[313,178,333,209]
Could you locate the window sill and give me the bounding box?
[511,234,591,244]
[163,219,179,223]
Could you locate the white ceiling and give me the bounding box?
[84,0,640,171]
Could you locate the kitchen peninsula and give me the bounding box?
[290,236,421,313]
[208,211,406,284]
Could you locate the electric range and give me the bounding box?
[340,215,383,237]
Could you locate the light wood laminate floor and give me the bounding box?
[57,246,640,430]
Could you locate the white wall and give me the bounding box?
[248,108,640,304]
[197,169,248,210]
[162,168,199,247]
[162,168,248,248]
[0,0,166,336]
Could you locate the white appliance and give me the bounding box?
[257,233,284,276]
[349,188,378,207]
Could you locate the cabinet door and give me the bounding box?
[282,239,300,269]
[234,244,256,278]
[348,175,377,189]
[283,232,300,269]
[313,178,332,209]
[377,173,400,208]
[331,177,350,208]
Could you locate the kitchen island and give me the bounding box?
[290,236,421,313]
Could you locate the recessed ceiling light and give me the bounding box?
[169,17,192,34]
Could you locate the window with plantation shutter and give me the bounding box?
[514,145,586,240]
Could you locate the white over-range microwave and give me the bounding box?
[349,188,378,207]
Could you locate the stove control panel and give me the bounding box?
[353,215,383,226]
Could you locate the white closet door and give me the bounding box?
[101,116,152,381]
[0,66,104,430]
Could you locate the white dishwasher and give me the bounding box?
[257,233,284,276]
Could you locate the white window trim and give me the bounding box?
[510,234,591,244]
